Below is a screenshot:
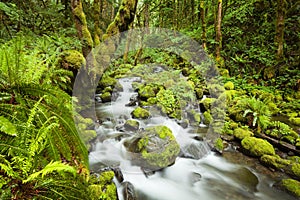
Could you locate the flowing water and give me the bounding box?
[89,77,297,200]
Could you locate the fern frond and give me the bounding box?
[0,116,17,136]
[23,161,77,183]
[0,155,20,179]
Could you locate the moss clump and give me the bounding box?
[60,50,85,70]
[100,92,111,103]
[131,107,150,119]
[260,155,291,169]
[233,128,254,140]
[290,117,300,126]
[203,111,213,125]
[156,89,181,119]
[214,138,224,152]
[200,98,215,111]
[280,179,300,198]
[124,119,139,131]
[292,163,300,178]
[138,84,159,100]
[241,137,275,157]
[224,81,234,90]
[89,171,117,200]
[99,76,117,89]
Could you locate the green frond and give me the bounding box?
[0,155,20,179]
[23,161,77,183]
[0,116,17,136]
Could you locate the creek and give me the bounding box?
[89,77,297,200]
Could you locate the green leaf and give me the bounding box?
[23,161,77,183]
[0,116,17,136]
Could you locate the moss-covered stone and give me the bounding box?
[89,171,117,200]
[200,98,215,111]
[292,163,300,178]
[233,128,254,140]
[156,89,181,119]
[124,119,139,131]
[100,92,111,103]
[260,155,291,169]
[214,138,224,152]
[280,179,300,198]
[203,111,212,125]
[131,107,150,119]
[187,109,201,123]
[99,76,117,89]
[290,117,300,126]
[138,84,158,99]
[241,137,275,157]
[124,125,180,169]
[224,81,234,90]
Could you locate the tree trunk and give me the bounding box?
[71,0,93,57]
[94,0,102,46]
[103,0,138,40]
[200,0,207,49]
[215,0,222,60]
[275,0,287,61]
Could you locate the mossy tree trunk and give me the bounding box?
[71,0,94,57]
[215,0,222,60]
[275,0,287,61]
[93,0,102,46]
[200,0,207,50]
[103,0,138,40]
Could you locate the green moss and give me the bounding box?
[260,155,291,169]
[100,92,111,103]
[214,138,224,152]
[292,163,300,178]
[200,98,215,111]
[290,117,300,126]
[99,171,115,185]
[131,107,150,119]
[203,111,213,125]
[267,102,279,114]
[105,184,117,200]
[61,50,85,70]
[281,179,300,198]
[241,137,275,157]
[138,84,157,99]
[99,76,117,89]
[224,81,234,90]
[88,184,103,200]
[233,128,254,140]
[156,89,180,118]
[124,119,139,131]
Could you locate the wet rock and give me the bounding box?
[124,125,180,169]
[177,119,189,128]
[131,107,150,119]
[100,92,112,103]
[241,137,275,157]
[112,167,124,183]
[122,182,138,200]
[180,141,209,159]
[126,94,138,106]
[124,119,140,131]
[189,172,202,184]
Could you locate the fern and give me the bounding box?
[0,116,17,136]
[24,161,77,183]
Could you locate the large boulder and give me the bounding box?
[241,137,275,157]
[124,125,180,169]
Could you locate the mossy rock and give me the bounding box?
[156,89,180,118]
[124,125,180,169]
[290,117,300,126]
[260,155,291,170]
[124,119,139,131]
[187,109,201,123]
[195,87,203,99]
[214,138,224,153]
[279,179,300,198]
[200,98,215,111]
[292,163,300,178]
[138,84,158,100]
[296,139,300,150]
[241,137,275,157]
[203,111,212,125]
[99,76,117,89]
[224,81,234,90]
[131,107,150,119]
[100,92,112,103]
[60,50,85,70]
[233,128,254,140]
